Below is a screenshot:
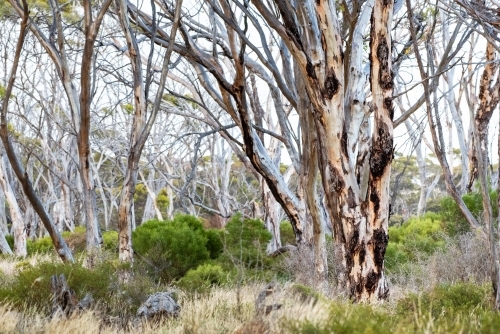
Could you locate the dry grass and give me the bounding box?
[0,283,330,334]
[388,232,490,299]
[0,232,494,333]
[0,253,57,277]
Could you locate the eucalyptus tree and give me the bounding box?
[112,0,183,263]
[0,0,73,262]
[4,0,115,254]
[406,0,500,308]
[125,0,401,301]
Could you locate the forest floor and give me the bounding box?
[1,252,500,334]
[1,213,500,333]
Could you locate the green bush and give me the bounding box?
[290,283,498,334]
[397,283,491,318]
[205,228,224,259]
[219,214,272,269]
[385,213,445,271]
[177,263,226,293]
[5,234,13,250]
[0,260,115,313]
[27,236,55,255]
[440,190,498,236]
[102,230,119,252]
[291,302,391,334]
[132,215,211,282]
[23,227,118,255]
[280,221,296,245]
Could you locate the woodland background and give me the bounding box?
[1,0,500,332]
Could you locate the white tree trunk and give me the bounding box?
[140,168,164,222]
[0,155,26,257]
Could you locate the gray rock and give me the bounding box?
[136,292,180,319]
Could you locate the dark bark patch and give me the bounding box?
[355,272,364,296]
[345,228,359,273]
[376,38,394,91]
[358,243,366,265]
[347,187,356,209]
[322,68,340,100]
[328,163,345,194]
[370,188,380,214]
[341,125,348,157]
[382,0,392,7]
[373,228,388,269]
[306,59,317,79]
[369,124,393,179]
[364,270,380,294]
[320,32,327,54]
[384,97,394,120]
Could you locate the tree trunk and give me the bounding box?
[115,0,183,263]
[0,155,26,257]
[141,169,163,223]
[0,0,74,263]
[404,120,428,216]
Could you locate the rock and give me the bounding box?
[136,292,180,320]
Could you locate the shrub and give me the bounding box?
[440,190,498,236]
[5,234,13,250]
[397,283,491,318]
[0,260,115,313]
[205,228,224,259]
[280,221,296,245]
[291,302,391,334]
[177,263,226,293]
[102,230,118,252]
[385,213,445,271]
[27,236,54,255]
[24,227,118,255]
[219,214,272,269]
[132,216,210,282]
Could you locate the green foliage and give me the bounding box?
[133,184,148,225]
[156,188,170,214]
[292,302,390,334]
[24,227,118,255]
[132,215,211,282]
[385,213,445,271]
[177,263,226,293]
[219,214,272,269]
[280,221,296,245]
[205,228,224,259]
[397,283,491,318]
[121,103,134,115]
[183,93,199,109]
[0,260,115,313]
[291,283,499,334]
[26,236,54,255]
[102,230,118,252]
[5,234,13,250]
[0,2,15,18]
[162,94,180,106]
[440,190,498,236]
